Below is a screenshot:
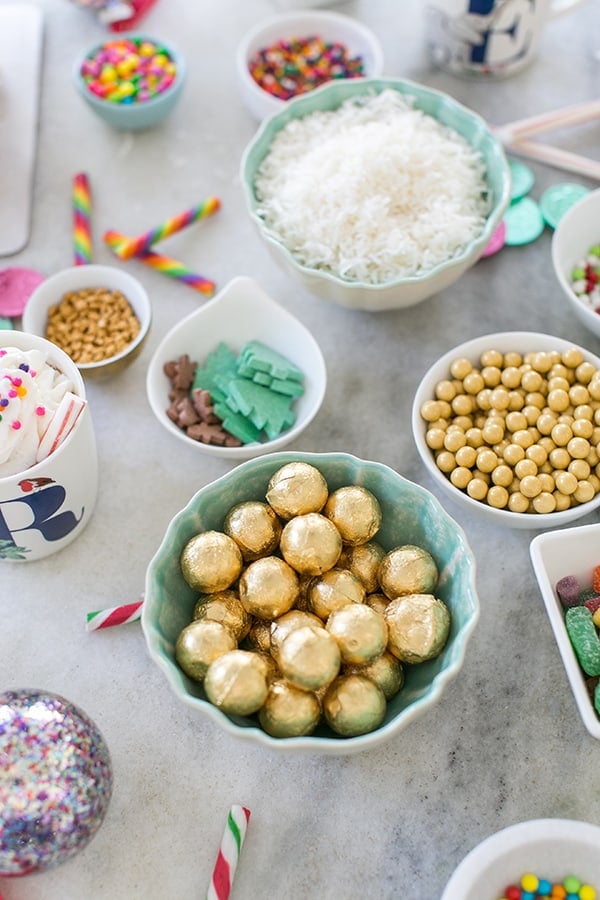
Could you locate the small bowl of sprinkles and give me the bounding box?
[237,10,384,121]
[552,188,600,341]
[73,35,186,131]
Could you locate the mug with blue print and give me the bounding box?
[424,0,590,78]
[0,331,98,562]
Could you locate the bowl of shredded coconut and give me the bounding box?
[241,78,511,312]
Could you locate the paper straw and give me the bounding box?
[494,99,600,145]
[73,172,93,265]
[104,230,216,295]
[504,139,600,182]
[105,197,221,260]
[86,600,144,631]
[207,806,251,900]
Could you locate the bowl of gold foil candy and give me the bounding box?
[142,451,479,753]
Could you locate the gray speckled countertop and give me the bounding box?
[2,1,600,898]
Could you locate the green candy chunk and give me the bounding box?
[225,379,296,439]
[590,244,600,258]
[565,606,600,677]
[213,402,263,444]
[571,266,586,281]
[240,340,304,382]
[270,377,305,398]
[192,342,237,398]
[594,680,600,716]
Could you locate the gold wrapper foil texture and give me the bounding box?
[280,513,342,576]
[239,555,299,619]
[175,620,237,682]
[323,485,382,546]
[344,651,404,700]
[308,567,366,619]
[339,541,386,593]
[326,604,388,665]
[193,590,251,641]
[270,609,324,658]
[384,593,450,664]
[204,649,269,716]
[365,592,390,616]
[244,618,272,654]
[277,625,341,691]
[378,545,439,600]
[180,531,243,593]
[266,462,329,519]
[259,679,321,738]
[224,501,282,561]
[323,674,386,737]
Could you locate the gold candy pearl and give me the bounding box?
[323,674,386,737]
[258,679,321,738]
[175,620,237,682]
[344,651,404,701]
[384,593,450,664]
[270,609,324,659]
[326,604,388,665]
[239,556,299,620]
[323,485,382,547]
[180,531,243,593]
[277,625,341,692]
[224,501,282,561]
[280,513,342,576]
[338,541,386,593]
[193,590,251,642]
[266,462,329,520]
[308,567,366,619]
[204,649,269,716]
[378,545,438,600]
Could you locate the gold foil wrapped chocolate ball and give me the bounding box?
[280,513,342,576]
[326,604,388,665]
[224,501,282,561]
[277,625,341,691]
[384,593,450,664]
[323,485,382,546]
[239,556,299,619]
[175,620,237,682]
[180,531,243,593]
[365,593,390,616]
[345,651,404,700]
[193,590,251,642]
[339,541,386,593]
[266,462,329,519]
[244,618,272,654]
[323,674,386,736]
[308,567,366,619]
[378,545,439,600]
[258,679,321,738]
[270,609,324,658]
[204,650,269,716]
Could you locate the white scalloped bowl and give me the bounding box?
[142,451,479,754]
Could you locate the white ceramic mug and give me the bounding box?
[425,0,590,77]
[0,331,98,562]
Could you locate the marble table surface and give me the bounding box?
[2,0,599,898]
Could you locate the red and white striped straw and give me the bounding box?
[36,392,86,463]
[206,805,251,900]
[86,600,144,631]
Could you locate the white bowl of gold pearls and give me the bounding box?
[142,452,479,754]
[412,332,600,529]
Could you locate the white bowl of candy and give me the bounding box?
[412,331,600,529]
[241,77,510,311]
[145,276,326,460]
[552,187,600,340]
[441,818,600,900]
[530,522,600,740]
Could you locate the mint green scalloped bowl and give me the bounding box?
[142,452,479,754]
[241,77,510,312]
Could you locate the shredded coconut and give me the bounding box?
[254,89,491,284]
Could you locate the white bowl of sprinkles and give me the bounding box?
[241,77,510,312]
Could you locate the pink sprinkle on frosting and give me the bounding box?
[11,420,21,430]
[35,406,46,416]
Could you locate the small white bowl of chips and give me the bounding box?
[145,275,326,460]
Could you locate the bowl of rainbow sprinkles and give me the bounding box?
[241,77,511,312]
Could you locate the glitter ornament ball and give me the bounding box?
[0,688,113,877]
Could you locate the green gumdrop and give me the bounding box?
[565,606,600,676]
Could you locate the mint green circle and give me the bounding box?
[503,197,545,246]
[540,183,591,229]
[508,158,534,202]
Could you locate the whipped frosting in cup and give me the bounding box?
[0,331,98,562]
[0,346,74,477]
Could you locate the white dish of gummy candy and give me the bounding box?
[412,331,600,530]
[441,818,600,899]
[530,522,600,741]
[552,188,600,341]
[145,275,326,460]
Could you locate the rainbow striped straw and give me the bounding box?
[206,805,251,900]
[73,172,93,265]
[105,197,221,260]
[104,229,216,295]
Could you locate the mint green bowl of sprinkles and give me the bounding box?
[241,77,511,312]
